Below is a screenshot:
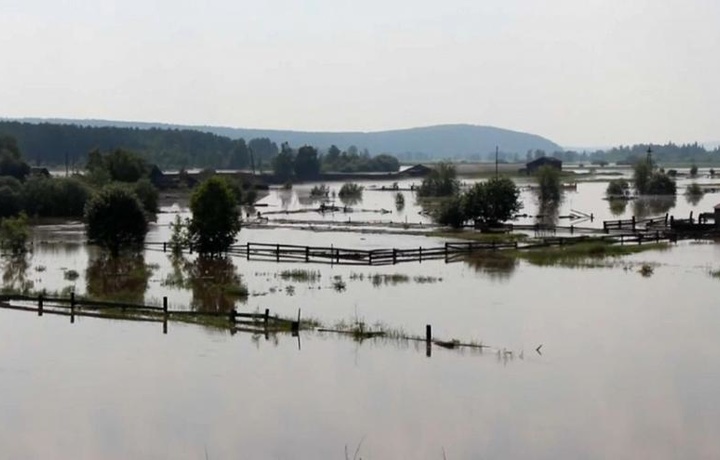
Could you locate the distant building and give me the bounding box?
[398,164,433,177]
[525,157,562,174]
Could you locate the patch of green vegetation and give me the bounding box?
[710,269,720,279]
[64,269,80,281]
[515,241,669,268]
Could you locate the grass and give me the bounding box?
[514,241,669,268]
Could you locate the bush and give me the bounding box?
[463,177,522,225]
[22,176,91,218]
[131,178,159,214]
[338,182,364,198]
[606,178,630,197]
[435,196,466,228]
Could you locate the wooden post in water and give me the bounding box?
[70,292,75,323]
[419,247,423,263]
[570,225,574,235]
[163,242,166,252]
[305,246,310,262]
[368,250,373,266]
[392,248,397,264]
[163,296,168,334]
[264,308,270,329]
[38,294,43,316]
[276,244,280,262]
[631,216,636,232]
[444,243,448,262]
[426,324,432,357]
[246,242,250,260]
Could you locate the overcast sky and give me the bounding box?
[1,0,718,147]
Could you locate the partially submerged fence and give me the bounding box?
[146,230,676,267]
[0,294,520,358]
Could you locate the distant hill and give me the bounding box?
[9,118,562,159]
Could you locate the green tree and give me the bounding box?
[294,145,321,179]
[105,149,148,182]
[536,165,562,202]
[690,163,698,177]
[417,162,460,197]
[188,177,241,255]
[273,143,295,182]
[84,186,149,256]
[463,177,522,225]
[0,213,30,255]
[633,157,653,194]
[130,178,159,215]
[0,135,30,180]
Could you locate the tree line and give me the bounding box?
[0,121,401,173]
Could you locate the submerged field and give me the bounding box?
[2,170,720,459]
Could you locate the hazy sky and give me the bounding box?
[1,0,718,147]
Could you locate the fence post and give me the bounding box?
[631,216,636,231]
[305,246,310,262]
[444,242,448,260]
[163,242,166,252]
[368,250,373,266]
[419,247,423,263]
[426,324,432,357]
[163,296,169,334]
[276,244,280,262]
[246,242,250,260]
[38,294,43,316]
[570,224,574,235]
[264,308,270,329]
[70,292,75,323]
[392,248,397,264]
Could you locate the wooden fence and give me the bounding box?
[145,229,676,267]
[0,295,518,357]
[603,214,669,232]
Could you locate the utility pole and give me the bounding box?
[495,145,499,178]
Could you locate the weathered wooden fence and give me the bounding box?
[0,295,518,357]
[603,214,669,232]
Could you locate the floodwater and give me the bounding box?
[2,171,720,459]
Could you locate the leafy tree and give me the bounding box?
[84,185,149,256]
[0,213,29,254]
[463,177,522,225]
[227,139,250,169]
[22,176,91,218]
[294,145,321,179]
[125,178,159,215]
[248,138,279,168]
[690,164,698,177]
[633,157,654,194]
[417,162,460,197]
[646,173,677,195]
[535,165,562,202]
[0,135,30,180]
[273,143,295,182]
[633,156,676,195]
[0,177,22,218]
[435,196,466,228]
[188,177,241,255]
[104,149,148,182]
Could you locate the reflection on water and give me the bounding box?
[2,254,32,293]
[86,249,152,303]
[536,198,561,227]
[632,195,677,218]
[685,192,703,206]
[167,255,248,312]
[608,198,629,216]
[463,251,517,280]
